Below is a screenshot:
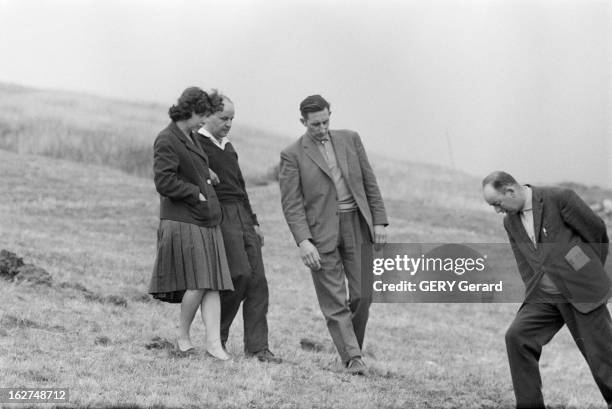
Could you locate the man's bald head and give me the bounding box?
[482,171,520,191]
[482,171,526,215]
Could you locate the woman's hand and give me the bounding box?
[209,169,220,185]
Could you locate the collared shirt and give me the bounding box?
[519,187,536,245]
[310,133,357,212]
[198,127,230,150]
[520,186,560,294]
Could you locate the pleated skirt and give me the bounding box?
[149,219,234,303]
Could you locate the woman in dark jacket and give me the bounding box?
[149,87,233,360]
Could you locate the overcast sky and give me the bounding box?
[0,0,610,187]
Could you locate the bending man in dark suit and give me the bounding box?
[279,95,388,374]
[482,171,612,409]
[196,95,281,363]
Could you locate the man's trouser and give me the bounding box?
[219,201,269,354]
[506,294,612,409]
[311,209,372,364]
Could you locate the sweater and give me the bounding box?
[198,136,259,225]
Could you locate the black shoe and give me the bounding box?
[346,357,367,375]
[249,348,282,364]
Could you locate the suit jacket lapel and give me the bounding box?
[508,186,543,252]
[301,134,332,180]
[169,122,209,163]
[508,213,531,246]
[531,187,544,244]
[329,131,350,181]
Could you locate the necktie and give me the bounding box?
[319,138,332,161]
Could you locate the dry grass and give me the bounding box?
[1,83,611,408]
[0,149,609,409]
[0,82,286,183]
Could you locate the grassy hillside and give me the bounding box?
[0,82,523,234]
[1,83,611,408]
[0,82,287,183]
[2,81,608,214]
[0,149,609,408]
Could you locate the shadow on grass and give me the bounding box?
[1,314,66,332]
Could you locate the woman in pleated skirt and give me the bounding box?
[149,87,233,360]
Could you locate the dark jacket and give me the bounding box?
[153,122,222,227]
[504,186,610,313]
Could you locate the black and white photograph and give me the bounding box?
[0,0,611,408]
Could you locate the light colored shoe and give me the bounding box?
[206,348,230,361]
[176,338,197,354]
[172,339,198,358]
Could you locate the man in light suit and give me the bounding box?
[279,95,388,374]
[482,171,612,409]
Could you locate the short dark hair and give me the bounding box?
[482,171,519,191]
[168,87,224,121]
[299,94,330,119]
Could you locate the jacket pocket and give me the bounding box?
[193,183,222,224]
[190,199,210,219]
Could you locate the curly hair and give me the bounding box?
[168,87,225,121]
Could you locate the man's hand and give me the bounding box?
[254,225,264,246]
[299,240,321,271]
[374,225,387,244]
[209,169,220,185]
